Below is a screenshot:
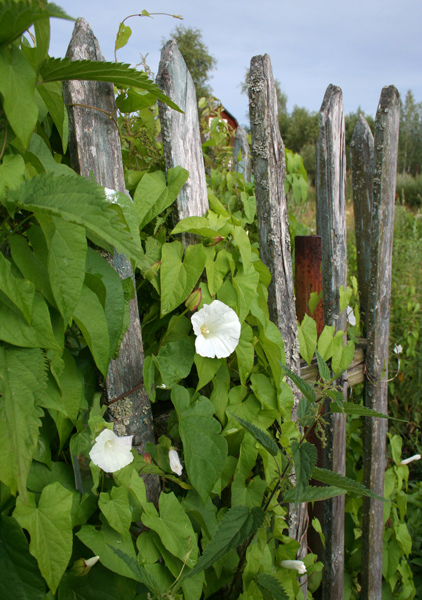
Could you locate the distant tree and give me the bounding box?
[167,26,217,98]
[398,90,422,176]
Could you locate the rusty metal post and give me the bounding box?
[295,235,324,335]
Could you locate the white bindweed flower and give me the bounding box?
[280,560,307,575]
[89,429,134,473]
[394,344,403,355]
[191,300,241,359]
[169,449,183,476]
[346,306,356,326]
[400,454,421,465]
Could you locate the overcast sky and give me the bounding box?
[49,0,422,127]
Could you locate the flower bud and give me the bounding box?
[71,556,100,577]
[143,452,152,464]
[185,288,202,311]
[204,236,224,247]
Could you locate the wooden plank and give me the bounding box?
[300,343,366,386]
[316,84,347,600]
[232,125,252,182]
[248,54,307,581]
[361,86,400,600]
[156,40,209,225]
[350,115,374,330]
[63,18,159,502]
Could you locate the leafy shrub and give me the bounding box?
[395,173,422,208]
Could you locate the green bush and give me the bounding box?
[396,173,422,208]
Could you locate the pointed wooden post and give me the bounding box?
[316,84,347,600]
[248,54,307,586]
[350,115,374,330]
[361,86,400,600]
[63,18,159,501]
[233,126,252,182]
[156,40,208,224]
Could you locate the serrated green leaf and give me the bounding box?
[291,441,318,506]
[0,515,46,600]
[284,485,346,503]
[160,242,206,316]
[185,505,264,579]
[9,174,144,265]
[13,482,73,594]
[109,547,161,595]
[0,1,73,47]
[0,252,35,323]
[257,573,289,600]
[315,349,331,382]
[39,58,182,112]
[312,467,387,502]
[229,412,279,456]
[330,402,391,419]
[280,363,316,403]
[0,45,38,147]
[73,284,110,376]
[297,397,315,428]
[133,167,189,230]
[297,313,317,365]
[172,386,227,503]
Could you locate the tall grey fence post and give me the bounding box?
[63,18,159,502]
[233,126,252,182]
[156,40,209,227]
[350,115,374,329]
[361,86,400,600]
[248,54,307,587]
[316,84,347,600]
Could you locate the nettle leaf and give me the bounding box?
[330,402,390,420]
[0,347,46,498]
[229,412,279,457]
[297,313,317,365]
[13,482,73,594]
[280,363,316,403]
[172,386,227,503]
[109,548,161,595]
[185,505,264,579]
[257,573,289,600]
[0,45,38,147]
[133,166,189,230]
[284,485,346,503]
[39,58,182,112]
[291,441,318,506]
[0,1,72,47]
[141,492,198,568]
[297,397,315,428]
[9,174,144,265]
[154,339,195,388]
[0,252,35,323]
[0,515,46,600]
[160,242,206,316]
[73,284,110,376]
[312,467,387,502]
[315,349,331,382]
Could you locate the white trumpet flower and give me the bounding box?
[89,429,134,473]
[169,449,183,476]
[191,300,241,359]
[280,560,307,575]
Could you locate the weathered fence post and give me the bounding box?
[361,86,400,600]
[316,84,347,600]
[233,126,252,182]
[63,18,159,501]
[248,54,307,581]
[350,115,374,329]
[156,40,209,225]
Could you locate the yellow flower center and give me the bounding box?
[200,324,210,336]
[105,440,113,449]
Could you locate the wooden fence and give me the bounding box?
[64,18,400,600]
